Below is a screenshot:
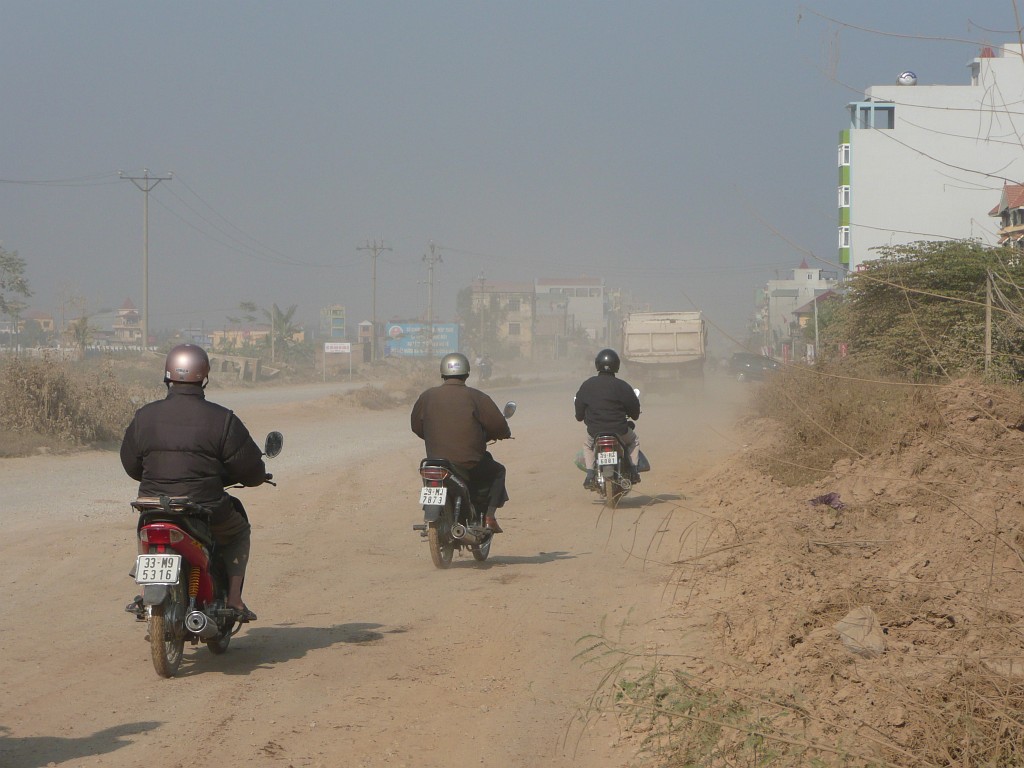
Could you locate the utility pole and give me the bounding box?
[120,169,172,351]
[423,242,442,357]
[985,270,993,375]
[476,270,486,353]
[357,239,391,361]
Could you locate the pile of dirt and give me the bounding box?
[649,380,1024,765]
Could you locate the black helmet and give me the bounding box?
[595,348,620,373]
[164,343,210,386]
[440,352,471,377]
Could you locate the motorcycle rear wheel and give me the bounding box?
[150,574,187,677]
[603,467,624,509]
[427,500,455,569]
[206,623,232,654]
[471,534,491,562]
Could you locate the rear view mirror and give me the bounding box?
[264,431,284,458]
[502,401,517,419]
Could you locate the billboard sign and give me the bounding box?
[384,323,459,357]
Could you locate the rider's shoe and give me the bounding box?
[230,605,258,623]
[583,470,597,490]
[484,515,504,534]
[125,595,145,621]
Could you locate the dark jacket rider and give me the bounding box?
[574,348,641,490]
[120,343,266,621]
[411,352,511,532]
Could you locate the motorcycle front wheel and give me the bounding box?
[150,569,187,677]
[427,499,456,569]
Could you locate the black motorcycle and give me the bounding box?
[589,428,649,507]
[413,401,515,568]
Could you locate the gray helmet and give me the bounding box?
[164,343,210,385]
[440,352,471,377]
[595,348,620,373]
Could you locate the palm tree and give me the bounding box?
[263,303,300,363]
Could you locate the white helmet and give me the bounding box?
[440,352,471,377]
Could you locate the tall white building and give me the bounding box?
[838,44,1024,272]
[763,262,838,356]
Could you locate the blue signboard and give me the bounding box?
[384,323,459,357]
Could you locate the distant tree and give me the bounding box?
[0,246,32,317]
[20,318,50,347]
[67,315,95,358]
[0,247,32,348]
[823,240,1024,380]
[455,286,510,358]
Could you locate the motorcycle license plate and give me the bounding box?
[134,554,182,585]
[597,451,618,466]
[419,486,447,505]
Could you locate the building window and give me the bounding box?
[838,143,851,166]
[508,322,521,336]
[506,298,520,312]
[838,185,850,208]
[838,226,850,249]
[848,102,895,130]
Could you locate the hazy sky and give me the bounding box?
[2,2,1017,347]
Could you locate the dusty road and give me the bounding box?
[0,372,748,768]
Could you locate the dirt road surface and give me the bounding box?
[0,372,748,768]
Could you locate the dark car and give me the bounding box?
[729,352,781,381]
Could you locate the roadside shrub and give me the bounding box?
[0,357,151,453]
[748,359,935,486]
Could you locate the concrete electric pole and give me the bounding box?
[357,239,391,361]
[423,242,442,357]
[120,169,172,351]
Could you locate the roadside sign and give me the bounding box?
[323,341,353,381]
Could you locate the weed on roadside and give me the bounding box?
[0,357,152,454]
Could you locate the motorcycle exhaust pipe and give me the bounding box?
[450,522,485,545]
[185,610,221,640]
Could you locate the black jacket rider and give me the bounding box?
[574,371,641,436]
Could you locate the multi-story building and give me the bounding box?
[470,280,535,358]
[989,183,1024,252]
[112,298,142,344]
[838,44,1024,272]
[763,262,839,358]
[320,304,346,339]
[535,277,605,341]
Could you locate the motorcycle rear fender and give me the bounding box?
[422,504,443,523]
[142,584,170,606]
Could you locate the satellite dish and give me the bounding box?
[897,71,918,86]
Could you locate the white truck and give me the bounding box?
[621,311,706,389]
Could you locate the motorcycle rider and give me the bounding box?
[120,343,266,622]
[411,352,512,533]
[575,348,642,490]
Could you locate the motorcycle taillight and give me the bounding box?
[596,437,619,452]
[140,527,185,544]
[420,467,450,482]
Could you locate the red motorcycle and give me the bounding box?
[125,431,283,677]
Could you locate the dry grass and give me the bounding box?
[749,360,941,486]
[0,356,157,455]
